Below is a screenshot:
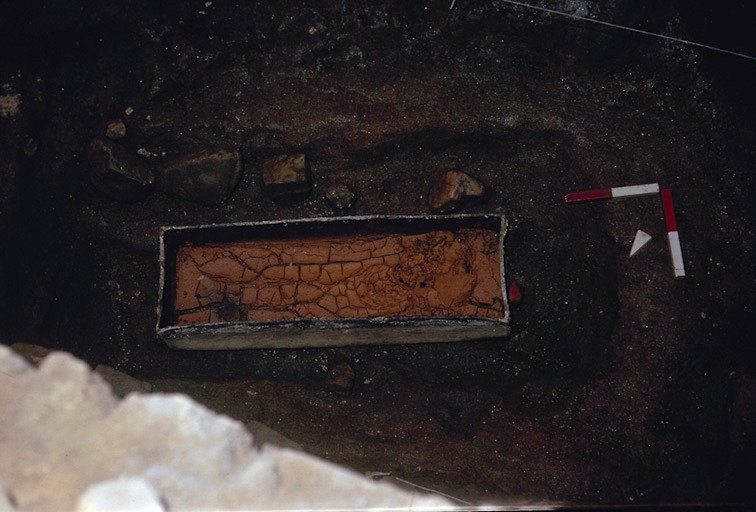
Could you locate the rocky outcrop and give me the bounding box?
[0,344,449,511]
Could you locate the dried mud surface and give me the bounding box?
[1,0,755,507]
[174,228,503,324]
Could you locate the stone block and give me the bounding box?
[428,170,489,212]
[154,148,243,204]
[261,154,312,203]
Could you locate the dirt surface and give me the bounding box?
[1,0,755,507]
[174,228,503,324]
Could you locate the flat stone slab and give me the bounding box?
[260,154,312,204]
[157,215,510,349]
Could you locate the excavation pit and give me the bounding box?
[157,215,510,349]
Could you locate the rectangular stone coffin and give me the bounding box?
[157,214,510,349]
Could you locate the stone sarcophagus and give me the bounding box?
[157,215,510,349]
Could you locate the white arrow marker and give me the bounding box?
[629,230,652,257]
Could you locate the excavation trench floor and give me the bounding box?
[1,1,755,507]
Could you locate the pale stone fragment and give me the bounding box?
[428,170,489,212]
[74,478,164,512]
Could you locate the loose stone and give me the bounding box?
[261,153,312,204]
[428,170,489,212]
[0,344,449,511]
[325,183,356,210]
[154,148,243,204]
[326,362,356,393]
[105,119,127,140]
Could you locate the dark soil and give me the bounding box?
[1,0,754,506]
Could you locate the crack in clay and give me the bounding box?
[173,228,503,325]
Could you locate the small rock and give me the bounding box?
[261,154,312,204]
[245,420,303,451]
[154,148,243,204]
[325,362,355,393]
[88,138,155,201]
[105,119,127,140]
[428,170,489,212]
[94,364,153,398]
[0,93,21,117]
[10,342,54,367]
[325,183,356,210]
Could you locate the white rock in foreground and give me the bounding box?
[0,345,452,511]
[74,478,164,512]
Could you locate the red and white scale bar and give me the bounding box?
[564,183,660,203]
[565,182,686,278]
[661,188,686,278]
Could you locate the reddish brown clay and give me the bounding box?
[173,228,503,325]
